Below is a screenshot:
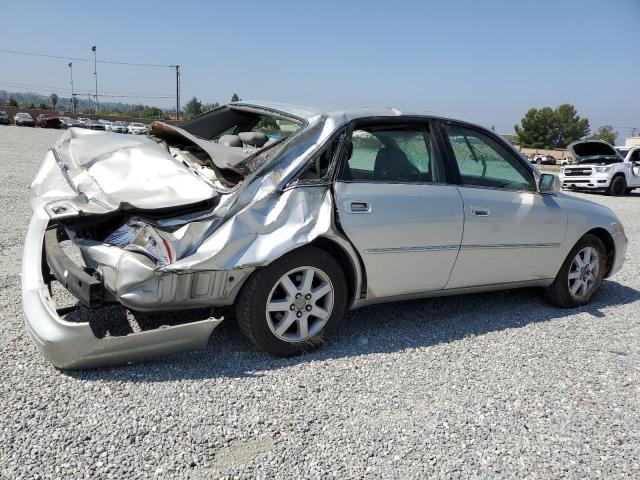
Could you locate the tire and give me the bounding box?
[608,175,626,196]
[544,234,606,308]
[235,246,347,357]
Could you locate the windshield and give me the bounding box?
[616,148,630,158]
[132,123,145,127]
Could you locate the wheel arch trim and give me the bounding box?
[583,227,616,277]
[308,235,365,308]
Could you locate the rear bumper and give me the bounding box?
[21,214,223,369]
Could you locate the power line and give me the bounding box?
[0,84,174,100]
[0,48,176,68]
[0,47,181,115]
[0,82,174,98]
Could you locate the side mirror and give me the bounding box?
[539,173,561,194]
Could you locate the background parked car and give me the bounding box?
[60,117,82,129]
[36,114,62,129]
[14,112,35,127]
[77,117,90,127]
[128,122,149,135]
[531,154,557,165]
[0,111,10,125]
[98,119,113,131]
[85,120,106,131]
[111,121,129,133]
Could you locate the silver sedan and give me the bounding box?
[22,101,627,368]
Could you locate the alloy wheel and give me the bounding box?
[567,246,600,298]
[266,266,334,342]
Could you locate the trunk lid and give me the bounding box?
[31,128,218,219]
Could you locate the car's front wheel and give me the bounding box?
[236,246,347,357]
[608,175,627,196]
[544,234,606,308]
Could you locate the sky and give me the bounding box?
[1,0,638,139]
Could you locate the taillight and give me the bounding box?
[104,217,174,265]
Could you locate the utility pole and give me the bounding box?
[68,63,75,113]
[91,46,99,114]
[174,65,180,121]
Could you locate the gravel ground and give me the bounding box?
[0,125,638,479]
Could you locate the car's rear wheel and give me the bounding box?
[608,175,626,196]
[236,246,347,357]
[544,234,606,308]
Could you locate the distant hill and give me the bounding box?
[0,89,172,117]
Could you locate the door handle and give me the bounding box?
[350,201,371,213]
[471,205,490,216]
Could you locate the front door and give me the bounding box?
[626,148,640,187]
[334,122,464,298]
[439,122,567,288]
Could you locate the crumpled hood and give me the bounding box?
[31,128,217,219]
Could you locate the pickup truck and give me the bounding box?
[560,140,640,196]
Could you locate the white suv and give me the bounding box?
[560,140,640,196]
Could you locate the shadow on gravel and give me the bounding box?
[62,280,639,382]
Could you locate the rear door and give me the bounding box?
[334,120,464,298]
[438,121,567,288]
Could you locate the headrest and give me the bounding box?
[218,134,242,147]
[238,131,268,148]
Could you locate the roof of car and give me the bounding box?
[231,100,416,123]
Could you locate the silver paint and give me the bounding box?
[23,101,628,368]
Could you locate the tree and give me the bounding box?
[49,93,59,110]
[137,106,164,119]
[514,107,558,149]
[38,102,49,110]
[231,93,241,102]
[202,102,220,112]
[554,104,590,148]
[589,125,617,145]
[514,104,590,149]
[8,97,19,107]
[183,96,203,120]
[27,102,36,109]
[256,116,279,130]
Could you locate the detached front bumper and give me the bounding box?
[21,214,224,369]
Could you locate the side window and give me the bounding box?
[295,130,347,184]
[343,125,442,183]
[444,124,535,191]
